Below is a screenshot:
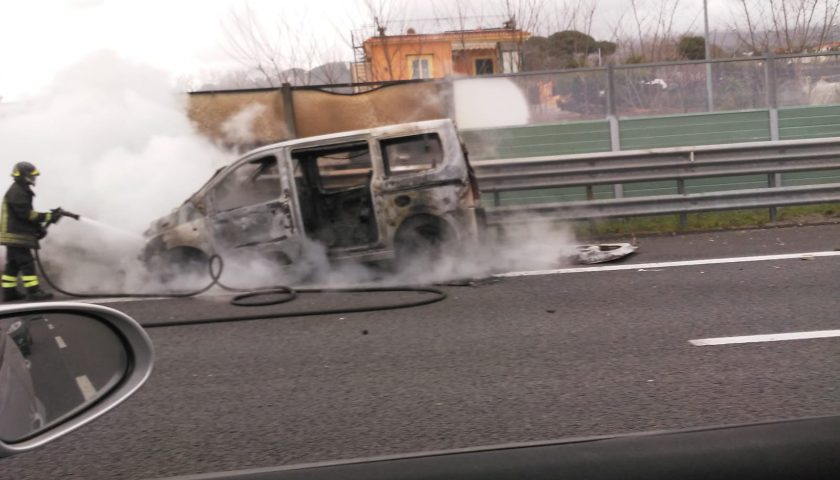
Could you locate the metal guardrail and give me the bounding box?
[484,183,840,224]
[475,136,840,224]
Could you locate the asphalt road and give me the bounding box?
[12,313,127,429]
[3,224,840,480]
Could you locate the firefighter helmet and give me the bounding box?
[11,162,39,186]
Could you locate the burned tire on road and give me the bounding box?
[394,215,454,271]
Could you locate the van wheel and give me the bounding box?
[394,217,452,270]
[153,248,211,284]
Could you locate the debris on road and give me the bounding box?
[575,243,638,264]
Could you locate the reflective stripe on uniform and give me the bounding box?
[21,275,39,288]
[0,233,33,243]
[1,276,17,288]
[1,200,7,233]
[28,210,39,221]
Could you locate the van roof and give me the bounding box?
[244,118,456,157]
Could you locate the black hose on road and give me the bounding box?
[34,250,447,328]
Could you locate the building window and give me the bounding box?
[475,58,494,75]
[501,51,520,73]
[407,55,432,79]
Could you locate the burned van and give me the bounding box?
[143,119,482,272]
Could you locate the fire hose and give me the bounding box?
[32,213,447,328]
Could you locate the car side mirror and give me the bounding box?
[0,302,153,457]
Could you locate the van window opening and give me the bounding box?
[291,142,378,249]
[211,156,280,212]
[381,133,442,176]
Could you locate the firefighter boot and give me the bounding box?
[2,287,24,302]
[26,287,53,301]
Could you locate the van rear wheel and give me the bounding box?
[394,217,452,271]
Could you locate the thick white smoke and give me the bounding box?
[0,54,581,294]
[0,52,232,292]
[0,51,231,232]
[453,77,530,129]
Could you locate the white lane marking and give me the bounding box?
[55,336,67,349]
[47,324,54,330]
[75,375,97,401]
[690,329,840,346]
[496,251,840,278]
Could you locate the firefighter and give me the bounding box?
[1,162,63,301]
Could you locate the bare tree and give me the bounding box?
[731,0,840,54]
[222,4,333,86]
[179,69,282,92]
[356,0,416,81]
[499,0,546,70]
[620,0,699,63]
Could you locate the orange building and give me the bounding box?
[358,26,531,83]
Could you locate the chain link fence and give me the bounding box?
[496,52,840,123]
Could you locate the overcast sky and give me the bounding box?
[0,0,751,101]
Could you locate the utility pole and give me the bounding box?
[704,0,714,111]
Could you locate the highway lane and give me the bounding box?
[2,224,839,480]
[13,313,127,430]
[25,315,86,420]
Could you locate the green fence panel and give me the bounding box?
[472,106,840,208]
[685,175,769,193]
[778,105,840,140]
[622,180,679,198]
[480,184,615,207]
[782,169,840,186]
[461,120,611,160]
[619,110,771,149]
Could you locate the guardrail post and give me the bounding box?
[493,191,501,207]
[586,185,597,234]
[677,179,687,228]
[606,64,624,200]
[768,173,779,222]
[764,52,780,141]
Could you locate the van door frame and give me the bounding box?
[285,134,386,253]
[203,147,298,259]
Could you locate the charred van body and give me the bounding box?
[143,119,482,273]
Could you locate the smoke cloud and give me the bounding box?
[0,52,232,292]
[453,77,530,129]
[220,103,268,145]
[0,51,231,232]
[0,53,581,294]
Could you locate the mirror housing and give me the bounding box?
[0,302,153,457]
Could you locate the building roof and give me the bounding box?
[363,28,530,46]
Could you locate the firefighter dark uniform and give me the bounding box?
[1,162,56,301]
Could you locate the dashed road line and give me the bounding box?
[75,375,97,401]
[55,336,67,349]
[690,329,840,346]
[47,324,54,330]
